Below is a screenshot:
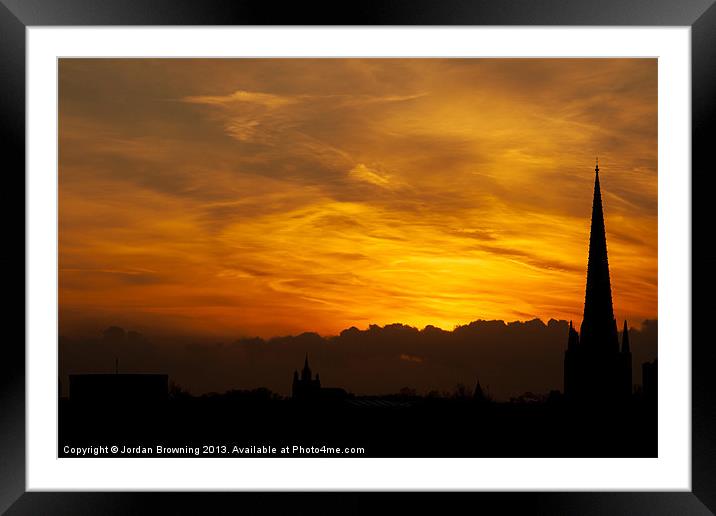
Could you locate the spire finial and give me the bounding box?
[595,156,599,174]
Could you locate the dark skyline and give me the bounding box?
[59,316,657,400]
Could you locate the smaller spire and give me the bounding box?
[622,320,630,353]
[567,320,579,350]
[595,156,599,174]
[474,379,486,401]
[301,353,312,381]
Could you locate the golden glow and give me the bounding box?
[59,59,657,338]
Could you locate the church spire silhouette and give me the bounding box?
[579,159,619,353]
[564,160,632,402]
[292,353,323,400]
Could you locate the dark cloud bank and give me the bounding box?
[59,319,657,401]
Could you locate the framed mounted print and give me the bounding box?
[2,0,715,514]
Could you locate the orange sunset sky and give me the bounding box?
[59,58,657,339]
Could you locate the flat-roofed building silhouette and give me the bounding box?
[69,373,168,403]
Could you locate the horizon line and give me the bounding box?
[59,315,658,342]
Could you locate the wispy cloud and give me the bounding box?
[183,89,298,108]
[58,59,657,338]
[348,163,397,189]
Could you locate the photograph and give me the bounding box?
[57,58,658,459]
[2,0,712,509]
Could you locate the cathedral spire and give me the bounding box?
[579,162,619,352]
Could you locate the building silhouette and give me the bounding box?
[564,160,632,403]
[292,354,322,399]
[69,373,168,403]
[291,354,348,402]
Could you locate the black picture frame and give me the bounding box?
[2,1,714,514]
